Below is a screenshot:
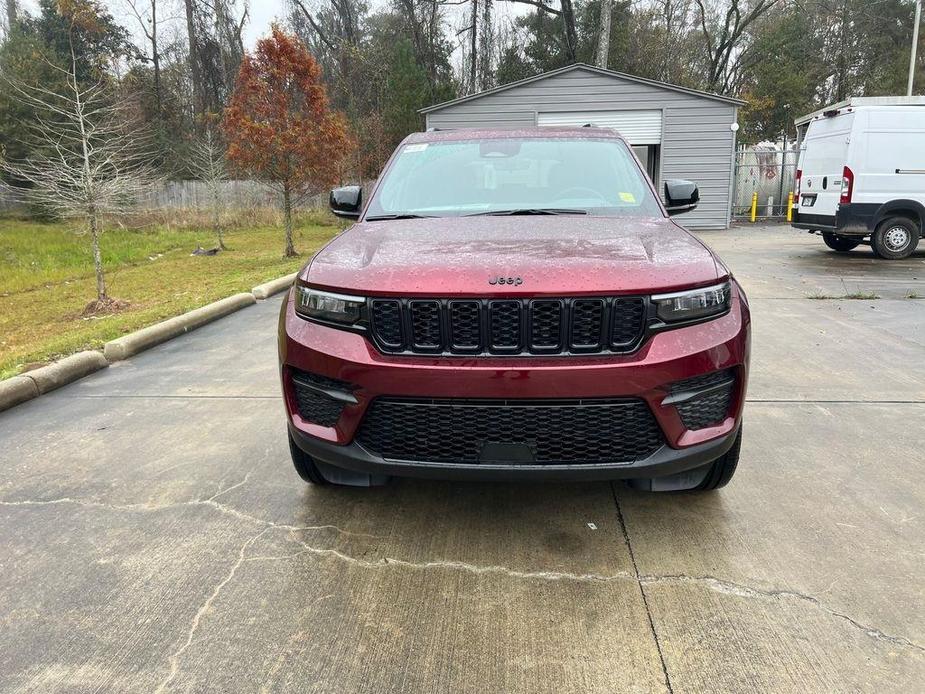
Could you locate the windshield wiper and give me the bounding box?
[464,208,588,217]
[364,213,437,221]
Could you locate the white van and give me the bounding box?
[792,97,925,259]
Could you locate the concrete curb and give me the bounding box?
[27,351,109,394]
[252,272,297,300]
[104,292,256,362]
[1,269,297,414]
[0,376,40,413]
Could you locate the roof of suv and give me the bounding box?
[404,127,626,144]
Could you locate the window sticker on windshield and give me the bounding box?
[619,192,636,203]
[403,143,428,153]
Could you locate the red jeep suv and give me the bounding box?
[279,128,750,491]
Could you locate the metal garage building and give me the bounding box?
[421,63,744,229]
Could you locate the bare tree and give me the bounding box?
[0,25,156,311]
[188,128,228,250]
[693,0,781,93]
[498,0,578,62]
[125,0,164,114]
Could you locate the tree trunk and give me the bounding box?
[213,198,225,250]
[560,0,578,62]
[596,0,612,69]
[184,0,204,120]
[283,184,296,257]
[479,0,493,90]
[5,0,17,30]
[89,213,108,302]
[469,0,478,93]
[151,0,162,115]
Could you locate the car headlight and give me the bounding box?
[652,282,731,323]
[295,286,366,324]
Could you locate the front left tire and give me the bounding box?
[288,431,329,485]
[694,426,742,491]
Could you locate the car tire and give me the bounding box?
[288,431,329,485]
[694,426,742,491]
[822,232,861,252]
[872,217,920,260]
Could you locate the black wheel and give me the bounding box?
[822,232,861,252]
[872,217,920,260]
[694,426,742,491]
[288,431,329,485]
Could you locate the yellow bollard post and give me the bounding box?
[750,191,758,222]
[786,192,794,222]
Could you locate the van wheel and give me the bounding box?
[822,232,861,252]
[872,217,920,259]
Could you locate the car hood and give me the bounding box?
[303,216,723,296]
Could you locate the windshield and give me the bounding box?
[364,137,663,219]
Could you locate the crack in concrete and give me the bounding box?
[610,483,674,694]
[247,537,635,584]
[154,528,269,694]
[639,573,925,653]
[205,470,254,502]
[0,496,381,540]
[3,496,922,655]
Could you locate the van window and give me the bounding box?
[802,114,854,173]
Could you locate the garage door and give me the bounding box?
[537,110,662,145]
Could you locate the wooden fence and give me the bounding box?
[0,180,328,213]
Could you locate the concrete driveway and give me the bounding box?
[1,223,923,693]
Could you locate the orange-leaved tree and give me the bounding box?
[223,26,351,256]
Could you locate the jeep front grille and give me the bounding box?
[356,397,665,464]
[369,297,647,356]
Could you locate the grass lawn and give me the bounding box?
[0,214,341,379]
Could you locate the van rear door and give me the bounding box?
[799,112,854,220]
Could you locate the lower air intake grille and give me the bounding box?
[671,370,736,430]
[356,398,664,465]
[291,370,353,427]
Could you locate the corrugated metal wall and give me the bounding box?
[424,67,738,229]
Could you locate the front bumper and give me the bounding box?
[279,282,750,480]
[289,419,741,482]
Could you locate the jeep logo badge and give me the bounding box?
[489,276,523,285]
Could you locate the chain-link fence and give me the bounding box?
[732,146,799,220]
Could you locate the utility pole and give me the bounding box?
[596,0,612,69]
[909,0,922,95]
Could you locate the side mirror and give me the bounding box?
[664,179,699,216]
[329,185,362,219]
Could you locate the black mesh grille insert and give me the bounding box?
[571,299,604,348]
[367,296,648,356]
[611,298,646,347]
[671,370,736,430]
[449,301,481,350]
[356,398,665,465]
[410,301,442,349]
[530,300,562,348]
[291,370,353,427]
[490,301,522,350]
[371,300,402,347]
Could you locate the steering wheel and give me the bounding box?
[555,186,607,203]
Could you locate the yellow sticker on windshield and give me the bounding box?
[619,192,636,203]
